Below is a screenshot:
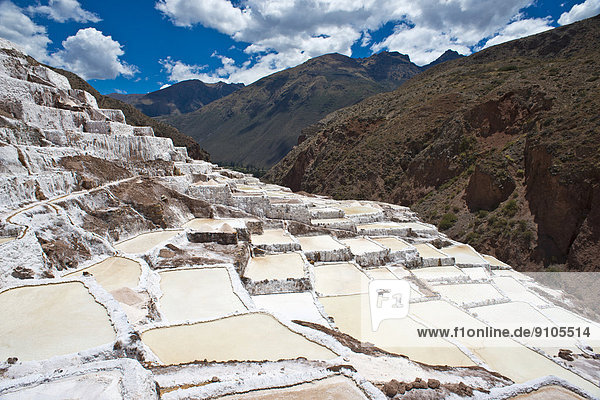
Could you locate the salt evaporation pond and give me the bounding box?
[433,283,505,306]
[244,252,305,281]
[442,244,488,265]
[218,375,368,399]
[252,292,329,325]
[340,237,385,255]
[251,229,295,246]
[314,262,370,296]
[410,300,600,394]
[298,235,347,252]
[411,266,467,281]
[64,256,141,292]
[0,370,124,400]
[372,237,413,251]
[414,243,449,260]
[141,313,336,364]
[472,301,580,354]
[461,266,490,280]
[158,268,245,322]
[0,282,115,361]
[320,294,474,366]
[510,385,585,399]
[491,276,548,307]
[114,230,182,254]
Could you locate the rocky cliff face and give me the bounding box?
[267,15,600,271]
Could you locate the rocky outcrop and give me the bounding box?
[465,165,515,211]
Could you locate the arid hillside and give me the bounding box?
[266,15,600,271]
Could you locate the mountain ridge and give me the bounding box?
[161,50,427,169]
[108,79,244,117]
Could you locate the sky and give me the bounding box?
[0,0,598,95]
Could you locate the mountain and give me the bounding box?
[161,51,423,169]
[108,80,244,117]
[266,15,600,272]
[48,68,210,160]
[422,49,464,69]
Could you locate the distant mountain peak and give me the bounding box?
[422,49,465,69]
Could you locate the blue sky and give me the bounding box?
[1,0,598,95]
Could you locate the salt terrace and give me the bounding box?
[1,38,599,399]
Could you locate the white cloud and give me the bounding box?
[0,1,50,61]
[372,25,471,65]
[157,0,549,80]
[482,17,554,49]
[155,0,250,33]
[28,0,100,23]
[51,28,138,80]
[558,0,600,25]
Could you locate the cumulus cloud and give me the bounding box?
[51,28,138,80]
[156,0,552,82]
[372,25,471,65]
[0,1,50,60]
[558,0,600,25]
[482,17,554,49]
[28,0,100,23]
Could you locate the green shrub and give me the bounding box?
[502,199,519,217]
[439,213,458,230]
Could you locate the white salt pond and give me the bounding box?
[1,370,124,400]
[338,204,381,216]
[114,230,182,254]
[510,385,585,399]
[319,294,474,366]
[492,276,547,307]
[314,262,370,296]
[492,268,533,281]
[442,244,488,265]
[252,292,329,325]
[298,235,347,252]
[141,312,337,364]
[410,301,599,393]
[340,237,385,255]
[158,268,246,322]
[372,237,413,252]
[218,375,368,400]
[414,243,450,260]
[472,302,579,353]
[64,256,141,292]
[540,308,600,352]
[0,282,115,361]
[433,283,505,306]
[364,267,396,280]
[251,229,295,246]
[244,253,305,281]
[411,266,467,281]
[483,254,511,269]
[364,268,423,299]
[461,266,490,281]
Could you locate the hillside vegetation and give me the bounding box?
[266,16,600,271]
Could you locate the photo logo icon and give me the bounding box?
[369,279,411,331]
